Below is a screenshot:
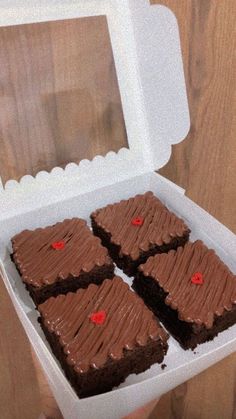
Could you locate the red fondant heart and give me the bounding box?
[191,272,204,285]
[90,310,106,325]
[131,216,144,226]
[51,241,65,250]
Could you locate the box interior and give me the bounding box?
[0,172,236,419]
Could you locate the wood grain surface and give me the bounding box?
[155,0,236,234]
[0,16,127,183]
[0,1,236,419]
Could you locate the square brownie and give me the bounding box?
[91,191,190,276]
[38,276,169,398]
[133,240,236,350]
[11,218,114,305]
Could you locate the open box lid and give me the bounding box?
[0,0,190,218]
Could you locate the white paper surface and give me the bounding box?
[0,172,235,419]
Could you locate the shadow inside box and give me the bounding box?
[4,259,35,312]
[27,309,54,350]
[27,309,65,381]
[3,259,62,364]
[3,259,49,346]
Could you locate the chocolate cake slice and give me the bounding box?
[38,276,169,398]
[91,192,190,276]
[133,240,236,350]
[11,218,114,305]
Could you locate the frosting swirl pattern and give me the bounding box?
[140,240,236,329]
[39,276,168,373]
[12,218,111,287]
[92,192,190,260]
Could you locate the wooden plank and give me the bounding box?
[154,0,236,233]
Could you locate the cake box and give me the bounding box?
[0,1,235,418]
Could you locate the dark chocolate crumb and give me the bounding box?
[161,363,167,370]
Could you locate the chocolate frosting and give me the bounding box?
[92,192,190,260]
[39,276,168,373]
[12,218,111,288]
[140,240,236,329]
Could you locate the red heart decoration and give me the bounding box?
[131,216,144,226]
[90,310,106,325]
[51,241,65,250]
[191,272,204,285]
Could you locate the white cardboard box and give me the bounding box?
[0,1,235,418]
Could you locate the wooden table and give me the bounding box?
[0,1,235,418]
